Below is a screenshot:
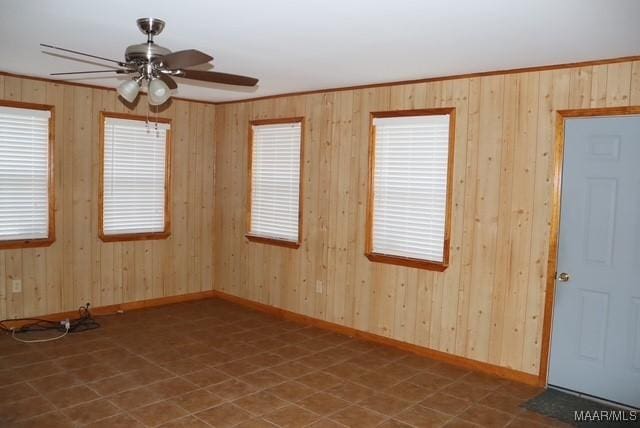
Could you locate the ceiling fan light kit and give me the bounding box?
[42,18,259,106]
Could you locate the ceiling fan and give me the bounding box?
[40,17,258,105]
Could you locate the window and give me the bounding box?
[100,113,171,241]
[247,118,303,248]
[0,102,54,248]
[366,109,455,271]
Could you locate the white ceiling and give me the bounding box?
[1,0,639,103]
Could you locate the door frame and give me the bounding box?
[539,105,640,387]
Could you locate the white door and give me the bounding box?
[549,115,640,408]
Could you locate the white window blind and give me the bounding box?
[371,114,451,262]
[103,117,169,236]
[250,121,301,242]
[0,106,50,241]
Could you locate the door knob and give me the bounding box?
[557,272,570,282]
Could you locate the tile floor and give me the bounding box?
[0,298,568,427]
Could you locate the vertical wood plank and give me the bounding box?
[487,73,519,364]
[605,62,632,107]
[568,67,592,109]
[501,72,541,368]
[454,77,481,357]
[630,61,640,105]
[466,75,505,362]
[45,82,64,314]
[590,64,608,107]
[72,87,93,308]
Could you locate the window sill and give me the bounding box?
[245,234,300,249]
[99,231,171,243]
[365,252,448,271]
[0,237,55,250]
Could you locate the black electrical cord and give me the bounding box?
[0,302,100,336]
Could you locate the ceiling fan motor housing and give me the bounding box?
[124,42,171,64]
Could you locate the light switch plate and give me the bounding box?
[11,279,22,293]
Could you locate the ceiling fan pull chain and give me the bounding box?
[155,106,159,138]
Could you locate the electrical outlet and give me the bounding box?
[11,279,22,293]
[315,280,323,293]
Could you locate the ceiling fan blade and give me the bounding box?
[158,74,178,90]
[178,69,258,87]
[40,43,126,67]
[160,49,213,69]
[50,69,131,76]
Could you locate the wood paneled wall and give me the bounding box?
[214,60,640,376]
[0,75,216,320]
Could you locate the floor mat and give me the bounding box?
[523,388,637,427]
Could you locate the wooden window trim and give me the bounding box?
[246,117,304,249]
[0,100,56,250]
[98,112,172,243]
[365,107,456,271]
